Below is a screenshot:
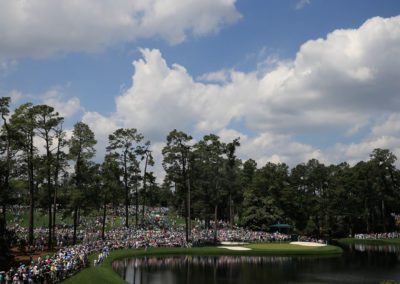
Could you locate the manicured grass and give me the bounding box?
[246,243,342,254]
[63,243,342,284]
[6,209,73,228]
[337,238,400,246]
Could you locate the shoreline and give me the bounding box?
[337,238,400,246]
[63,243,343,284]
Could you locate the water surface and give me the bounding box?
[113,245,400,283]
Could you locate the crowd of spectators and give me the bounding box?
[354,232,400,240]
[1,225,291,283]
[0,245,89,283]
[297,235,326,244]
[1,206,296,283]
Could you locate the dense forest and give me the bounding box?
[1,97,400,252]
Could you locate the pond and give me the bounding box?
[112,244,400,284]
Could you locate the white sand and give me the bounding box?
[290,241,327,247]
[218,246,252,251]
[220,241,249,245]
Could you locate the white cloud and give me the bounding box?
[217,128,246,143]
[7,90,23,104]
[0,0,241,58]
[82,15,400,179]
[41,89,82,118]
[82,111,120,160]
[295,0,311,10]
[149,142,168,183]
[236,131,323,167]
[327,135,400,166]
[198,70,231,83]
[249,15,400,134]
[371,114,400,138]
[3,88,80,118]
[82,112,119,139]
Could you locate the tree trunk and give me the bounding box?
[365,199,370,233]
[187,174,191,242]
[73,207,78,245]
[181,156,189,243]
[0,177,8,241]
[28,137,35,246]
[125,185,129,228]
[142,154,149,225]
[349,219,353,237]
[74,150,82,245]
[229,193,233,229]
[42,119,53,250]
[214,204,218,244]
[52,134,62,242]
[315,215,320,237]
[102,199,107,240]
[47,198,52,250]
[135,179,139,227]
[77,207,81,225]
[1,203,6,241]
[52,186,57,243]
[185,208,189,243]
[0,113,11,235]
[382,199,386,232]
[29,185,34,245]
[124,152,129,228]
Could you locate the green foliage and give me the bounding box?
[241,162,288,231]
[2,96,400,244]
[68,122,97,244]
[106,128,145,227]
[162,129,193,238]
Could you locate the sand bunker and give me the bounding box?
[218,246,252,251]
[290,241,327,247]
[220,241,249,245]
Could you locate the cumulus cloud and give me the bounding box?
[83,15,400,178]
[41,89,82,118]
[81,111,120,160]
[3,88,81,118]
[0,0,240,58]
[197,69,231,83]
[371,114,400,138]
[231,130,323,167]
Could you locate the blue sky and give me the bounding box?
[1,0,400,178]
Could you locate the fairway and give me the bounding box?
[246,243,337,254]
[248,243,320,250]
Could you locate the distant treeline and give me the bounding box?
[1,97,400,253]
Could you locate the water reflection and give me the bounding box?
[113,255,294,270]
[113,256,300,284]
[352,243,400,253]
[113,248,400,284]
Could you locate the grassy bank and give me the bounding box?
[63,243,342,284]
[338,238,400,246]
